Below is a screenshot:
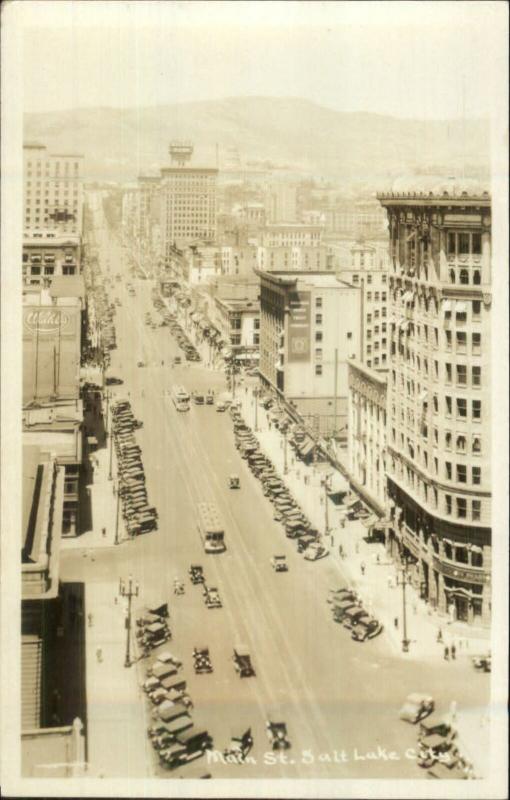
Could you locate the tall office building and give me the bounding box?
[378,180,491,626]
[23,143,84,237]
[160,142,218,262]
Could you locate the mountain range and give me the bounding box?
[24,96,490,185]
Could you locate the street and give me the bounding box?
[61,206,490,779]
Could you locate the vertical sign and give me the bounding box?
[287,291,311,362]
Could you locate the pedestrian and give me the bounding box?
[360,561,366,576]
[444,645,450,661]
[451,642,456,660]
[96,647,103,663]
[437,628,443,643]
[394,617,399,629]
[102,527,106,538]
[88,613,93,627]
[376,553,380,565]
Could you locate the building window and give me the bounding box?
[347,331,352,339]
[456,398,467,418]
[472,466,481,485]
[456,364,467,386]
[253,333,259,345]
[445,364,452,383]
[472,435,482,453]
[445,462,452,480]
[315,364,322,376]
[445,432,452,449]
[456,464,467,483]
[447,232,456,255]
[445,330,452,351]
[445,495,452,515]
[456,435,466,452]
[445,396,452,416]
[458,233,470,255]
[472,399,481,420]
[472,332,481,355]
[456,497,467,519]
[315,348,323,360]
[315,331,323,342]
[315,314,322,325]
[472,500,482,522]
[456,331,467,353]
[472,366,481,387]
[315,296,323,308]
[472,233,482,255]
[254,318,260,330]
[433,395,439,413]
[472,300,481,319]
[367,292,372,301]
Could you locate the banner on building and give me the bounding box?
[287,291,311,362]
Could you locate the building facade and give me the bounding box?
[258,271,361,436]
[256,244,330,272]
[22,232,81,287]
[378,182,491,626]
[160,166,218,260]
[261,223,323,249]
[339,241,390,371]
[348,360,388,514]
[23,143,84,237]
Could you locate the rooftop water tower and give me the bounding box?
[169,141,194,167]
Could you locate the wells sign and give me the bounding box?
[24,308,73,336]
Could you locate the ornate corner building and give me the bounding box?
[378,184,491,627]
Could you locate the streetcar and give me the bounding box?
[171,385,191,411]
[197,502,226,553]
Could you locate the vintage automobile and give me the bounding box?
[156,651,183,669]
[106,376,123,385]
[216,401,227,412]
[419,714,457,743]
[270,555,288,572]
[223,728,253,763]
[137,360,146,367]
[159,729,213,770]
[206,393,214,405]
[193,646,213,674]
[266,721,290,750]
[203,586,222,609]
[296,533,319,553]
[229,474,240,489]
[303,543,329,560]
[193,393,205,405]
[327,587,359,604]
[173,356,182,365]
[399,693,435,724]
[341,608,370,630]
[472,653,491,672]
[351,618,383,642]
[233,645,255,678]
[417,734,459,769]
[189,564,205,585]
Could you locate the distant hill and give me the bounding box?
[24,96,490,184]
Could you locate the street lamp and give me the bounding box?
[283,428,289,475]
[396,556,411,652]
[254,387,259,432]
[119,575,139,667]
[114,485,121,545]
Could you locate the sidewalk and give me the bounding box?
[62,435,128,552]
[237,385,490,665]
[84,580,152,778]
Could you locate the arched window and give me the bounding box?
[473,270,481,285]
[456,435,466,452]
[459,269,469,285]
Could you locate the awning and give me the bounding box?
[298,438,315,458]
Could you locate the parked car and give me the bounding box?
[106,376,123,385]
[216,401,227,412]
[351,618,383,641]
[303,543,329,560]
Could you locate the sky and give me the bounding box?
[7,1,508,119]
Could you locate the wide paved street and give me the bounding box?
[61,207,490,780]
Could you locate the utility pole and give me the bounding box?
[321,474,332,536]
[108,418,114,481]
[333,348,338,439]
[396,558,411,652]
[254,387,259,432]
[283,428,288,474]
[119,575,139,667]
[114,485,121,545]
